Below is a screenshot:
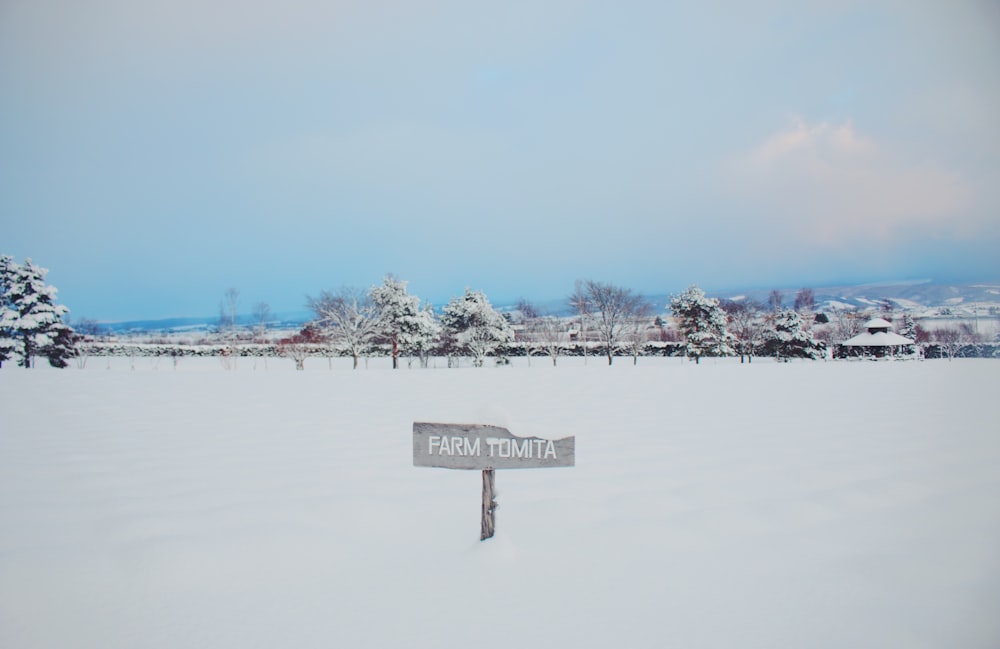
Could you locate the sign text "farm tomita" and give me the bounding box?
[412,422,575,470]
[429,435,558,460]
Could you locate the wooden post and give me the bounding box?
[481,469,497,541]
[413,422,574,541]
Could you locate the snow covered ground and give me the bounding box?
[2,357,999,648]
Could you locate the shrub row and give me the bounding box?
[76,340,1000,361]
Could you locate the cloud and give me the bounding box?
[727,116,976,243]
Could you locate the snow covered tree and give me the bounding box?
[899,313,917,341]
[43,321,78,368]
[440,289,513,366]
[932,327,961,360]
[764,308,825,360]
[0,257,73,368]
[406,304,439,368]
[370,275,438,369]
[669,285,735,363]
[0,255,18,367]
[308,287,381,369]
[830,307,865,345]
[277,324,323,370]
[898,313,920,357]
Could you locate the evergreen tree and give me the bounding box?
[898,313,919,357]
[370,275,438,369]
[669,285,736,363]
[441,289,513,366]
[0,255,17,367]
[43,321,78,368]
[0,257,73,368]
[764,308,825,360]
[407,304,439,368]
[899,313,917,341]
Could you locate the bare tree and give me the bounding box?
[768,289,784,312]
[514,299,540,366]
[219,287,240,369]
[67,317,102,369]
[514,298,541,321]
[537,316,569,366]
[582,280,646,366]
[72,317,103,339]
[625,300,655,365]
[251,302,272,370]
[277,325,322,370]
[933,327,961,360]
[832,307,866,344]
[568,280,591,364]
[220,288,240,336]
[958,322,984,356]
[252,302,271,339]
[722,299,764,363]
[793,287,815,312]
[308,287,381,369]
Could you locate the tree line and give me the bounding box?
[167,281,1000,366]
[3,254,996,370]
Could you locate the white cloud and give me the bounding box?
[727,117,976,243]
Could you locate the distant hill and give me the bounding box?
[99,311,313,335]
[524,281,1000,318]
[97,281,1000,333]
[711,281,1000,317]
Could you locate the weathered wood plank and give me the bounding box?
[412,422,575,470]
[481,469,496,540]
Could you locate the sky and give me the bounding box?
[2,0,999,322]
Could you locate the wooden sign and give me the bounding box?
[413,422,575,470]
[412,422,575,540]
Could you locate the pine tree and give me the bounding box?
[765,308,825,361]
[370,275,438,369]
[669,285,735,363]
[43,321,78,368]
[1,257,73,368]
[441,289,513,366]
[898,313,919,357]
[0,255,18,367]
[899,313,917,341]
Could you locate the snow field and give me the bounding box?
[1,358,999,648]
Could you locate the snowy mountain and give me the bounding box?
[710,281,1000,317]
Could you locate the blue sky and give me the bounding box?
[2,0,998,322]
